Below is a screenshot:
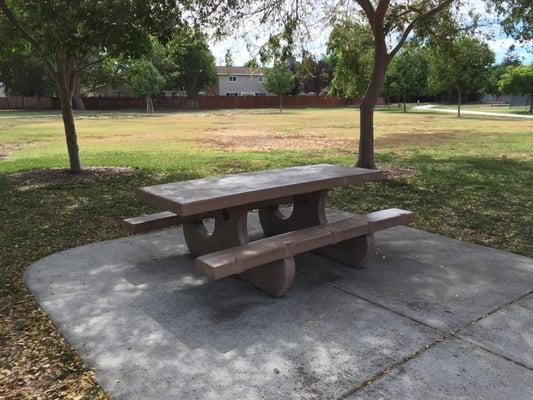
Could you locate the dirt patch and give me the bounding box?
[375,131,459,148]
[9,167,135,188]
[379,164,418,179]
[197,133,356,152]
[0,142,29,160]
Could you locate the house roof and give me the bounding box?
[217,66,267,76]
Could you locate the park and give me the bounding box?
[1,0,532,399]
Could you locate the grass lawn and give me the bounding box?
[1,107,532,398]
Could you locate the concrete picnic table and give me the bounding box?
[126,164,415,296]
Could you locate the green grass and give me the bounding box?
[0,107,532,398]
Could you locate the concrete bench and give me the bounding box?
[195,209,415,297]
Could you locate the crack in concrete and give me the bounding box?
[329,284,533,399]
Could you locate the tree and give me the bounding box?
[0,53,54,96]
[327,19,374,98]
[263,62,295,112]
[171,28,217,97]
[498,64,533,112]
[383,42,430,112]
[484,48,522,95]
[245,58,259,68]
[224,49,234,66]
[428,36,494,117]
[0,0,183,172]
[297,52,332,95]
[122,59,165,113]
[253,0,457,167]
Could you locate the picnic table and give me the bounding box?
[124,164,415,296]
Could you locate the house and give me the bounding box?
[215,66,270,96]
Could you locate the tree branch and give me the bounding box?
[355,0,376,21]
[388,0,456,59]
[375,0,390,22]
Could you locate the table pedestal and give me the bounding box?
[258,190,373,268]
[183,206,249,257]
[183,205,295,297]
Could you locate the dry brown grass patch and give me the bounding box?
[197,133,356,152]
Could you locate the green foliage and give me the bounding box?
[224,49,234,66]
[384,42,430,100]
[327,19,373,98]
[428,36,495,96]
[0,0,183,67]
[491,0,532,42]
[498,64,533,111]
[125,60,165,98]
[171,28,217,96]
[245,58,259,68]
[263,62,295,96]
[498,64,533,95]
[83,30,217,97]
[297,52,333,95]
[0,53,54,96]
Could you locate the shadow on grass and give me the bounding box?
[330,154,532,257]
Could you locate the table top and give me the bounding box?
[136,164,383,216]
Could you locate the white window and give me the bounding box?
[258,76,263,82]
[228,76,237,82]
[225,92,239,96]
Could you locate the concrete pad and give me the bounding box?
[298,226,533,330]
[350,338,533,400]
[459,293,533,369]
[25,214,439,400]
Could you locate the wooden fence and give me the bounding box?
[0,95,387,111]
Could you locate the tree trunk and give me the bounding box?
[57,64,81,172]
[457,89,462,118]
[280,94,282,113]
[356,39,389,169]
[72,70,85,110]
[403,95,406,113]
[146,96,154,114]
[529,95,532,113]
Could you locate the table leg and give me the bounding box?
[258,190,328,236]
[183,206,249,257]
[314,235,374,268]
[258,190,374,268]
[237,258,295,298]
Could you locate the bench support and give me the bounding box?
[237,258,295,298]
[315,235,374,268]
[259,190,374,268]
[183,206,249,256]
[258,190,327,235]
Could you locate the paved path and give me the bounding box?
[26,210,533,399]
[414,104,533,119]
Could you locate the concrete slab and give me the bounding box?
[459,293,533,369]
[25,214,439,400]
[25,211,533,399]
[297,226,533,330]
[350,338,533,400]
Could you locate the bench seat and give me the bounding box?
[122,211,181,234]
[195,208,415,280]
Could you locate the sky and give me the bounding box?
[209,10,532,66]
